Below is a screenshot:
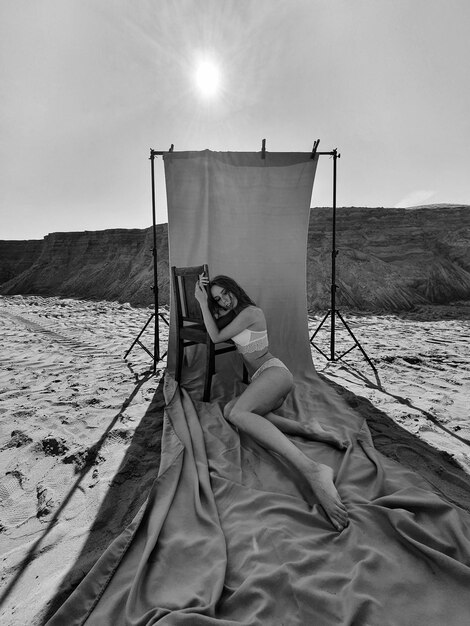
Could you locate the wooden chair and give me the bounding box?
[171,264,247,401]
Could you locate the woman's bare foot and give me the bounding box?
[303,423,349,450]
[303,461,349,531]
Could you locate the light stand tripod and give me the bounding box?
[309,147,376,374]
[124,147,172,371]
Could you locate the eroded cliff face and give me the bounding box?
[0,240,44,285]
[1,206,469,311]
[0,226,169,307]
[307,205,470,310]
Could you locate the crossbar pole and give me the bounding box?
[150,149,337,156]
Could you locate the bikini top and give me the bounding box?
[231,328,269,355]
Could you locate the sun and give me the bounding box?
[194,59,221,98]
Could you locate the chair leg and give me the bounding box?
[203,341,215,402]
[175,338,184,383]
[242,363,249,384]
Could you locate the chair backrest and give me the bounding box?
[171,264,210,325]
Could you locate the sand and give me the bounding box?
[309,307,470,462]
[0,295,469,625]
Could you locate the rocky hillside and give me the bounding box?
[0,239,44,285]
[0,227,169,307]
[307,205,470,310]
[1,205,470,311]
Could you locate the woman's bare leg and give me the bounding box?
[226,396,348,449]
[226,369,348,531]
[263,412,349,450]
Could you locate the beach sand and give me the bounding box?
[308,307,470,511]
[1,295,469,625]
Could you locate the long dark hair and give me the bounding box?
[208,275,256,328]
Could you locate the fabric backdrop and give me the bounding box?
[164,150,318,377]
[47,151,470,625]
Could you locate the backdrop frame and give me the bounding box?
[125,142,375,375]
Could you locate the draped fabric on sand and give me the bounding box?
[48,151,470,625]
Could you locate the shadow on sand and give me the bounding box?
[320,372,470,515]
[28,363,470,622]
[39,374,166,623]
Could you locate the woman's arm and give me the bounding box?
[194,280,258,343]
[215,309,237,329]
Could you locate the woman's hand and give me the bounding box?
[194,273,208,305]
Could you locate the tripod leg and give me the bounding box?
[310,310,333,361]
[336,310,377,374]
[309,310,331,343]
[124,313,155,359]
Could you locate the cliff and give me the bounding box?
[1,205,470,311]
[0,239,44,285]
[307,205,470,310]
[0,226,169,307]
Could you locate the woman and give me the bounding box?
[195,274,349,532]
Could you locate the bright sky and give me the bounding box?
[1,0,470,240]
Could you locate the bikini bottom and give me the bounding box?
[251,357,291,382]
